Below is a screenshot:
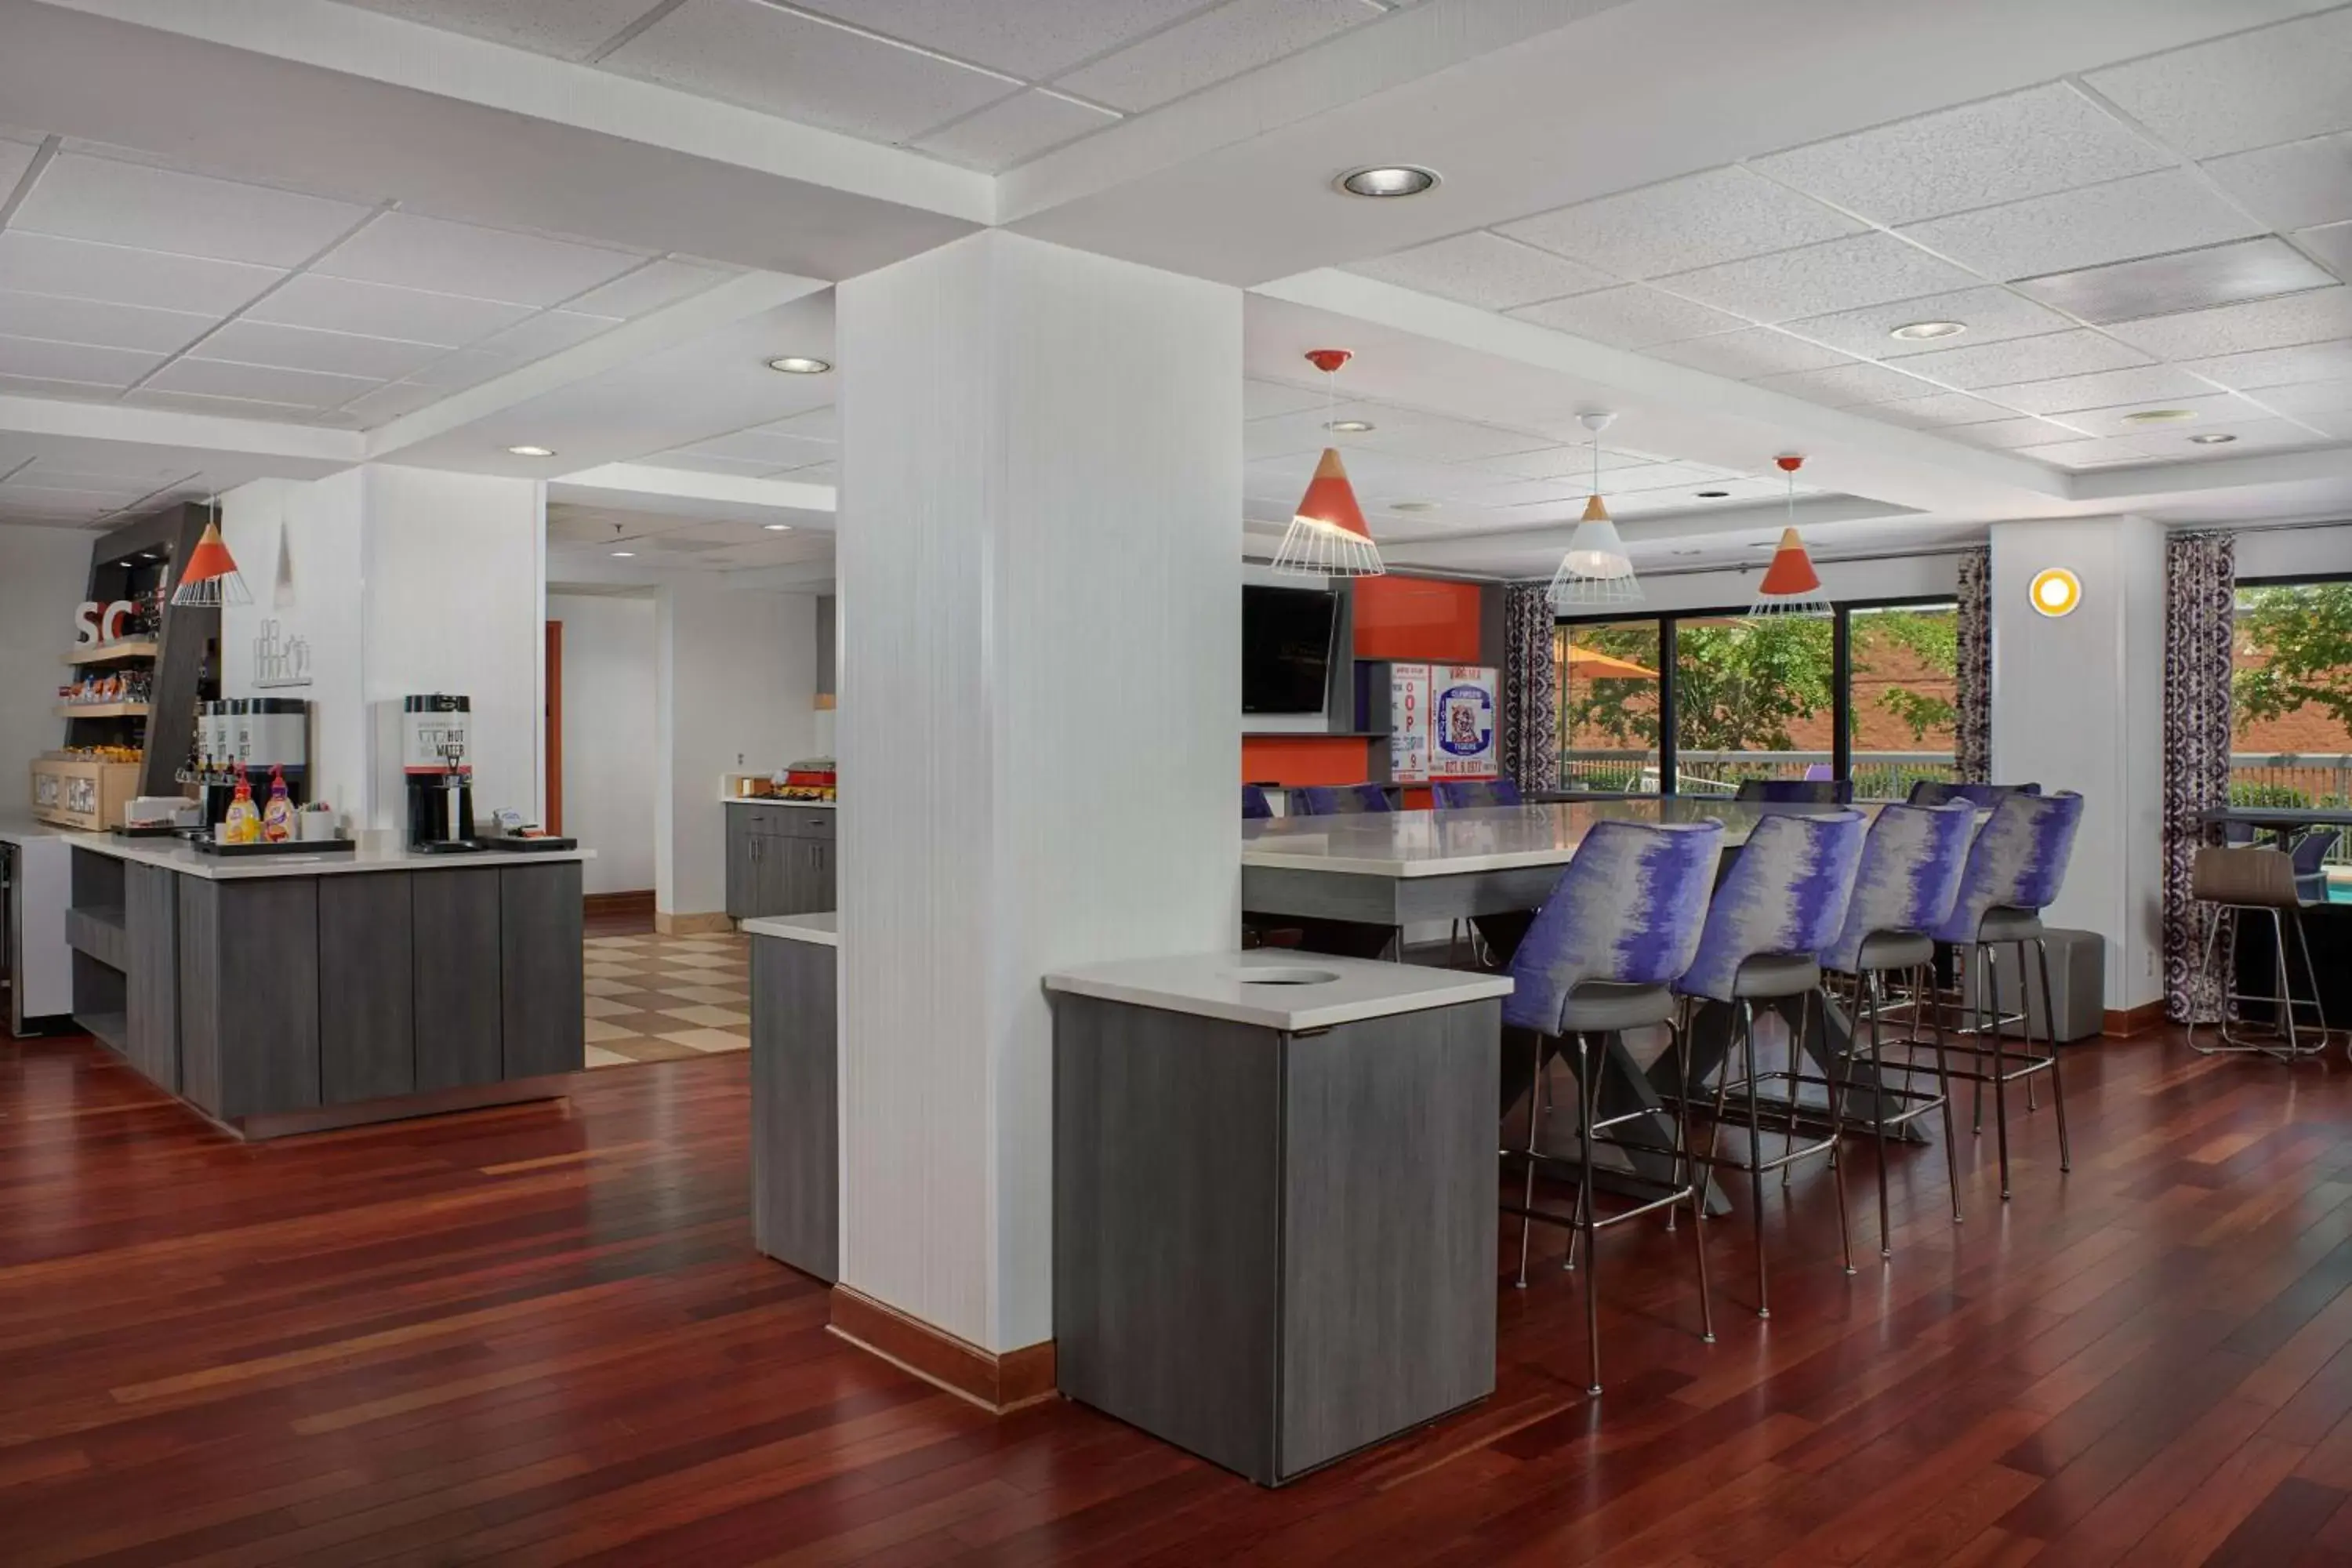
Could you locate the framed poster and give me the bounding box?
[1385,663,1496,783]
[1388,662,1429,783]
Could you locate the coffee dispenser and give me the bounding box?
[187,697,310,831]
[400,694,477,851]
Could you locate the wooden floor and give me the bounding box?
[5,1026,2352,1566]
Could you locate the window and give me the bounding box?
[1553,593,1958,800]
[2230,579,2352,814]
[1847,601,1958,801]
[1555,620,1661,793]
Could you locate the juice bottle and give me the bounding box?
[223,766,261,846]
[261,765,296,844]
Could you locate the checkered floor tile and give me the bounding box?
[579,931,752,1066]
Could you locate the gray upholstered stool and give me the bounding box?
[2191,841,2337,1058]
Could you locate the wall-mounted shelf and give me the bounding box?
[57,702,151,719]
[66,639,159,666]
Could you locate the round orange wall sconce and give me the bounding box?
[2029,567,2081,619]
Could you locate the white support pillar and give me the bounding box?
[1988,514,2166,1014]
[835,231,1241,1355]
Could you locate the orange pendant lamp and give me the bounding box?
[1270,348,1385,577]
[1748,455,1824,616]
[171,503,252,608]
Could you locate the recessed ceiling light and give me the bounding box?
[2187,432,2238,444]
[763,522,793,531]
[1337,165,1439,198]
[1329,419,1374,433]
[610,550,635,557]
[1889,320,1967,341]
[1695,489,1731,499]
[2122,408,2198,424]
[506,445,557,457]
[767,356,831,375]
[1389,501,1437,512]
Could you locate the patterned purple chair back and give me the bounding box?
[1503,820,1724,1035]
[1736,778,1853,804]
[1433,779,1523,809]
[1241,784,1273,821]
[1820,801,1975,973]
[1932,791,2085,944]
[1907,780,2041,808]
[1675,811,1867,1004]
[1292,783,1392,816]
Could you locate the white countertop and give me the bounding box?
[742,912,837,946]
[1045,949,1512,1032]
[0,815,74,848]
[1242,800,1877,878]
[723,797,837,808]
[61,833,597,880]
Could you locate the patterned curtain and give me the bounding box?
[1955,547,1991,784]
[2161,530,2238,1022]
[1499,584,1560,793]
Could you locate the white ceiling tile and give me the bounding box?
[2053,392,2273,437]
[795,0,1204,78]
[2203,132,2352,232]
[2183,337,2352,390]
[0,232,281,316]
[2302,222,2352,281]
[143,357,379,408]
[1979,364,2223,415]
[403,348,510,390]
[10,153,370,268]
[608,0,1018,143]
[0,334,162,387]
[1946,416,2096,450]
[1606,461,1748,493]
[1642,328,1853,379]
[328,0,665,61]
[793,460,840,486]
[1498,165,1864,279]
[1888,329,2151,390]
[1866,390,2023,428]
[2017,437,2161,468]
[1781,286,2075,361]
[1478,445,1659,481]
[0,291,215,354]
[1750,358,1946,407]
[636,451,785,479]
[1896,169,2263,284]
[2246,378,2352,417]
[190,319,445,380]
[1653,233,1978,324]
[315,212,641,307]
[2125,416,2330,456]
[913,90,1117,172]
[678,428,835,466]
[760,404,838,441]
[2016,238,2335,325]
[1751,83,2172,227]
[1243,378,1327,420]
[2106,286,2352,359]
[335,380,451,425]
[1057,0,1378,112]
[246,274,533,347]
[562,259,733,320]
[2086,7,2352,158]
[1506,285,1748,347]
[0,139,38,196]
[1348,408,1551,463]
[472,310,620,361]
[118,387,320,421]
[1343,231,1613,311]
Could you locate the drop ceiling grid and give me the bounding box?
[640,403,842,479]
[0,138,741,432]
[1341,11,2352,469]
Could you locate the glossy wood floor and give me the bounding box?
[5,1024,2352,1566]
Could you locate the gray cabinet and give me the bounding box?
[750,932,838,1283]
[725,805,837,919]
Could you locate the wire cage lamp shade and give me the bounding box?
[1271,347,1385,577]
[1547,411,1639,609]
[170,519,252,608]
[1748,455,1824,617]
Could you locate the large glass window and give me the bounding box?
[1847,601,1958,801]
[1672,612,1833,797]
[2230,579,2352,813]
[1555,621,1661,792]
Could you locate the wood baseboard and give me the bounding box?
[2101,1000,2166,1039]
[654,910,734,936]
[827,1286,1056,1414]
[583,889,654,920]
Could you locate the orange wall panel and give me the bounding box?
[1242,735,1372,786]
[1352,575,1484,662]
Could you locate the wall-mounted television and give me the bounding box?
[1242,585,1338,714]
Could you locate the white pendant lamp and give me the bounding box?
[1548,412,1640,609]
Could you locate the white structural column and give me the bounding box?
[835,232,1241,1355]
[1988,514,2165,1014]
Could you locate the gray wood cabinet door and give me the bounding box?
[413,868,503,1091]
[178,878,321,1120]
[725,808,753,918]
[124,862,179,1092]
[750,936,838,1282]
[319,873,416,1105]
[501,862,585,1079]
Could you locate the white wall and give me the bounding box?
[837,231,1241,1353]
[1989,515,2165,1011]
[654,583,818,917]
[0,526,103,789]
[549,593,655,895]
[223,471,368,818]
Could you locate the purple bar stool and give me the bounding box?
[1291,783,1392,815]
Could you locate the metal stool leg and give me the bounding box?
[2289,910,2334,1051]
[1868,969,1891,1259]
[1671,1013,1715,1345]
[1576,1033,1601,1396]
[1515,1038,1544,1289]
[1740,1000,1769,1319]
[2036,937,2071,1174]
[1813,987,1855,1277]
[1991,944,2013,1200]
[1970,946,1988,1134]
[1924,963,1962,1225]
[2273,908,2299,1055]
